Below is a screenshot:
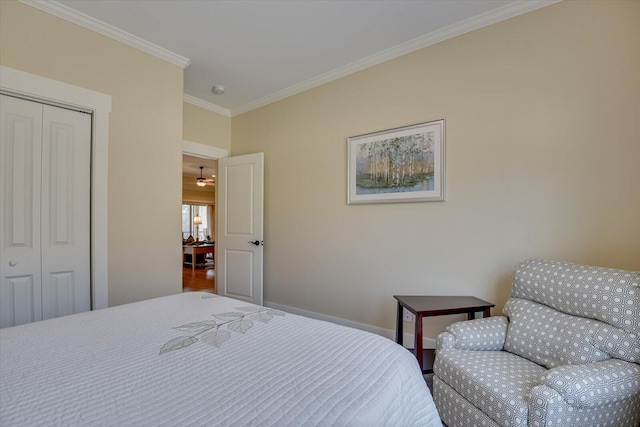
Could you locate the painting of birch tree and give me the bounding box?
[355,131,435,194]
[348,119,445,204]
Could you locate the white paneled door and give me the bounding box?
[216,153,264,305]
[0,95,91,328]
[0,95,43,327]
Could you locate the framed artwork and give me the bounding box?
[347,119,445,204]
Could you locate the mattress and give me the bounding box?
[0,292,440,426]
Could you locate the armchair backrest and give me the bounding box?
[503,259,639,369]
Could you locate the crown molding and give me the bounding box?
[183,94,231,117]
[21,0,560,116]
[231,0,560,116]
[21,0,191,69]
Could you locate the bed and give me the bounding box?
[0,292,440,426]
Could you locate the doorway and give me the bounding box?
[181,147,224,294]
[181,142,264,305]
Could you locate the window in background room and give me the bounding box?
[182,204,210,240]
[182,204,191,238]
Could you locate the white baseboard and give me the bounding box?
[264,300,436,350]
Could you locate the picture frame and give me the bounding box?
[347,119,445,204]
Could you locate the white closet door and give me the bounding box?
[0,95,91,328]
[40,104,91,320]
[0,95,44,328]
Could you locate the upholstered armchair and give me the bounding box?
[433,259,640,427]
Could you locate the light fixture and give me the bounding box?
[211,85,226,95]
[196,166,207,186]
[194,214,202,241]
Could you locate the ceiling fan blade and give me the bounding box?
[196,178,215,186]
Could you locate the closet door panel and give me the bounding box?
[41,105,91,320]
[0,275,37,327]
[47,271,75,318]
[0,95,43,328]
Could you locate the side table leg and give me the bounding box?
[396,302,403,345]
[415,313,423,371]
[483,307,491,317]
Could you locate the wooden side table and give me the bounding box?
[183,244,215,270]
[394,295,495,373]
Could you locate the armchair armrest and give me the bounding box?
[543,359,640,408]
[436,332,456,349]
[436,316,508,351]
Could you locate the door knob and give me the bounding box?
[9,259,17,266]
[249,240,260,246]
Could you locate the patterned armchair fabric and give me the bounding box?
[433,259,640,427]
[542,359,640,408]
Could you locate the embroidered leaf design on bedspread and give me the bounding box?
[228,319,253,334]
[234,305,264,313]
[213,312,243,322]
[173,320,217,334]
[250,311,273,324]
[161,307,285,354]
[201,329,231,347]
[159,336,198,355]
[201,294,218,299]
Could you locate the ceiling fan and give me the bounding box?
[196,166,215,187]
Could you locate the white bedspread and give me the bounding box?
[1,292,440,426]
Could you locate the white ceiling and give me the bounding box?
[48,0,555,115]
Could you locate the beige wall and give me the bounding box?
[183,102,231,151]
[231,1,640,338]
[0,0,184,306]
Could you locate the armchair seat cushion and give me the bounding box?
[434,349,545,426]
